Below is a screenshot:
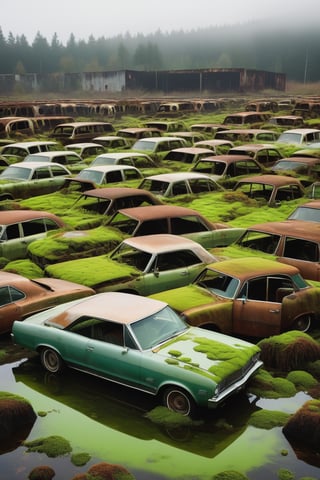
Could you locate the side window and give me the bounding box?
[124,169,141,180]
[135,219,168,235]
[2,223,20,240]
[32,168,50,179]
[44,218,61,231]
[69,316,124,346]
[246,277,267,301]
[21,219,46,236]
[0,285,25,306]
[106,170,122,183]
[171,216,206,234]
[283,238,319,262]
[171,181,188,196]
[50,166,68,177]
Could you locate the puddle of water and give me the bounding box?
[0,351,320,479]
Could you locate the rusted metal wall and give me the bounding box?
[0,68,286,94]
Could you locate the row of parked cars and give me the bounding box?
[3,109,320,415]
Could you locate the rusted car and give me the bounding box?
[233,174,305,206]
[163,146,213,165]
[0,210,65,261]
[150,257,320,337]
[222,112,270,126]
[107,205,245,248]
[234,220,320,281]
[215,129,279,143]
[71,187,163,216]
[287,200,320,222]
[228,144,283,168]
[271,157,320,185]
[0,271,94,334]
[191,154,263,187]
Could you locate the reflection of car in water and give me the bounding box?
[13,358,259,458]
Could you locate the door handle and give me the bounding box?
[269,309,280,313]
[86,346,94,351]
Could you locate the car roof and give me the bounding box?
[208,257,299,279]
[292,200,320,209]
[81,165,140,172]
[49,292,168,327]
[3,141,57,148]
[134,136,184,143]
[142,172,215,181]
[26,151,80,157]
[0,271,33,286]
[280,128,320,134]
[0,210,64,224]
[94,152,150,159]
[82,187,159,200]
[235,174,303,187]
[246,219,320,242]
[65,143,103,148]
[112,205,206,221]
[9,161,70,169]
[167,147,213,154]
[230,143,278,151]
[122,234,214,259]
[196,154,253,163]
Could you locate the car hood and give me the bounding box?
[32,277,95,295]
[151,285,225,313]
[156,328,260,383]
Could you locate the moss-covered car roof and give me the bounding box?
[205,256,300,280]
[245,219,320,242]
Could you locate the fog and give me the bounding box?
[2,0,319,44]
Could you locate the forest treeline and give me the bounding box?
[0,20,319,82]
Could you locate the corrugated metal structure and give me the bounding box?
[0,68,286,94]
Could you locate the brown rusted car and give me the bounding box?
[151,257,320,337]
[107,205,245,249]
[234,219,320,281]
[233,174,305,205]
[0,271,94,334]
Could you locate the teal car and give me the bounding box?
[11,292,262,415]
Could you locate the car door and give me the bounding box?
[232,276,283,337]
[0,222,26,260]
[0,285,24,333]
[137,249,203,296]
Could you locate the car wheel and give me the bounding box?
[291,315,312,332]
[163,387,195,416]
[41,348,64,373]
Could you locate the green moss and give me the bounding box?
[28,226,123,265]
[71,451,91,466]
[193,336,259,382]
[151,284,215,311]
[248,409,291,429]
[248,368,296,399]
[3,259,44,278]
[145,406,195,427]
[45,255,139,287]
[212,471,249,480]
[258,331,320,371]
[168,350,182,357]
[286,370,318,390]
[277,468,295,480]
[165,358,179,365]
[306,359,320,379]
[23,435,72,457]
[179,357,192,363]
[0,391,31,405]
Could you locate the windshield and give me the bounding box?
[196,268,240,298]
[0,166,31,180]
[288,206,320,222]
[78,169,104,184]
[130,306,187,350]
[133,140,155,151]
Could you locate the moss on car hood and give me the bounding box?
[151,285,220,312]
[157,330,260,383]
[45,255,140,288]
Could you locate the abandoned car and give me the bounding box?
[11,291,262,414]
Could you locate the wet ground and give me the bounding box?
[0,336,320,480]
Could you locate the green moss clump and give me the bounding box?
[45,255,139,287]
[258,331,320,371]
[145,406,195,427]
[286,370,318,390]
[165,358,179,365]
[212,471,249,480]
[306,359,320,379]
[249,409,291,429]
[23,435,72,457]
[3,259,44,278]
[168,350,182,357]
[277,468,295,480]
[71,451,91,466]
[248,368,296,399]
[193,337,260,382]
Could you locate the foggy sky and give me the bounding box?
[2,0,320,44]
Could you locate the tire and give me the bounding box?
[163,387,195,416]
[291,315,312,332]
[41,348,64,373]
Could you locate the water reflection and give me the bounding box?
[13,357,259,459]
